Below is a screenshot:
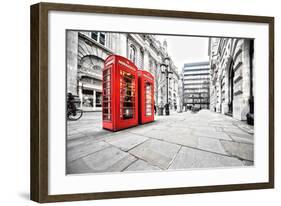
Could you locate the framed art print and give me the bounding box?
[30,2,274,203]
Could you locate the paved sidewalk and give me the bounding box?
[66,110,254,174]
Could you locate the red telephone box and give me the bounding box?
[138,70,154,124]
[102,55,138,131]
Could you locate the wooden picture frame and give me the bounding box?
[30,2,274,203]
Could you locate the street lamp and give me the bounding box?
[160,57,173,115]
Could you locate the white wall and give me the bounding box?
[0,0,280,205]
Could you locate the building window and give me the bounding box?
[91,32,98,41]
[99,32,106,45]
[91,32,106,46]
[129,45,136,64]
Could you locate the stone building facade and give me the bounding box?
[67,31,180,111]
[208,38,254,121]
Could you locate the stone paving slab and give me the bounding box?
[225,131,253,140]
[165,123,191,129]
[220,140,254,161]
[125,124,158,134]
[189,126,217,132]
[104,132,148,151]
[124,159,161,172]
[67,141,110,163]
[159,126,193,134]
[68,146,137,173]
[67,138,88,149]
[67,129,81,135]
[161,132,198,148]
[169,146,244,169]
[208,122,236,128]
[197,137,227,155]
[129,139,181,169]
[222,127,251,135]
[214,127,224,132]
[67,132,110,147]
[78,129,111,138]
[67,132,87,140]
[243,160,254,166]
[234,122,254,134]
[192,129,232,141]
[69,124,101,131]
[67,158,95,174]
[230,134,254,144]
[136,129,174,141]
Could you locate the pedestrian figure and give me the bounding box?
[154,105,157,114]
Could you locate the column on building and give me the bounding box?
[118,33,127,57]
[156,58,163,106]
[230,39,243,120]
[221,56,231,115]
[78,83,82,109]
[232,39,241,119]
[66,31,78,95]
[143,39,150,71]
[216,81,220,112]
[238,39,251,120]
[177,75,183,112]
[93,90,96,111]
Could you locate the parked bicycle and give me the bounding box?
[67,93,83,121]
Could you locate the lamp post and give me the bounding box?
[160,57,173,116]
[181,76,184,112]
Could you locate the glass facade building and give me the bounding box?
[182,61,210,109]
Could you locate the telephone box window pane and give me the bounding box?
[103,101,111,108]
[120,70,135,120]
[145,82,152,116]
[103,81,110,89]
[103,75,110,82]
[102,66,112,121]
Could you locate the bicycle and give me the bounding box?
[67,93,83,121]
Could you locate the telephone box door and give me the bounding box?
[138,70,154,124]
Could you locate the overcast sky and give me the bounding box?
[156,35,210,72]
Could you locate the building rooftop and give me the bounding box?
[183,61,210,68]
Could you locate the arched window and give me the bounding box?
[129,45,136,64]
[80,55,104,76]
